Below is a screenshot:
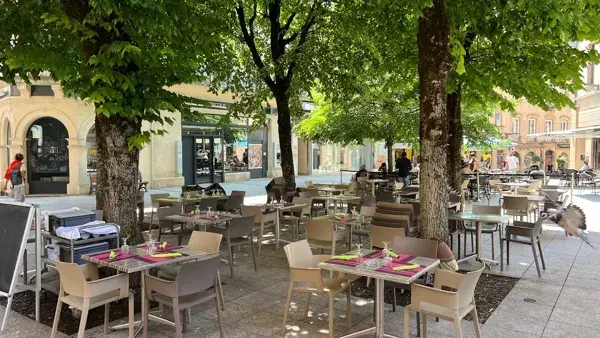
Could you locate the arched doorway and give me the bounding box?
[26,117,69,194]
[545,150,554,171]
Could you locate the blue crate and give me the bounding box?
[59,241,109,265]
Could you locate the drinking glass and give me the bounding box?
[382,241,392,262]
[207,207,213,217]
[121,238,130,254]
[355,243,363,260]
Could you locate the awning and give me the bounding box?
[529,126,600,139]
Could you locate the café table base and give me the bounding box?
[338,279,399,338]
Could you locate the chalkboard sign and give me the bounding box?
[0,202,33,295]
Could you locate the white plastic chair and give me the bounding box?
[403,263,485,338]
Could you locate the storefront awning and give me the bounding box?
[529,126,600,139]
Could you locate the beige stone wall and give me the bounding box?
[491,97,573,171]
[0,81,183,194]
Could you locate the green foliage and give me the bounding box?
[0,0,230,148]
[446,0,600,112]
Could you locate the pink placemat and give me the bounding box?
[364,251,413,262]
[326,257,366,267]
[139,243,182,252]
[90,251,138,262]
[376,262,424,277]
[135,252,188,264]
[392,254,415,264]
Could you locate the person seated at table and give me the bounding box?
[580,160,591,172]
[353,164,368,181]
[378,162,388,174]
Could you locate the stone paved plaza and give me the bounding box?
[2,174,600,338]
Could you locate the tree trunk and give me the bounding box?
[274,92,296,188]
[386,139,394,172]
[96,114,143,243]
[447,89,462,192]
[95,114,107,212]
[418,0,451,240]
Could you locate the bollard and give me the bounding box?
[476,171,480,201]
[571,172,574,205]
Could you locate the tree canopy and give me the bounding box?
[0,0,230,241]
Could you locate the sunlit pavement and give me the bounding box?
[2,178,600,337]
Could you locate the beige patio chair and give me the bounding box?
[282,240,353,338]
[51,262,133,338]
[370,225,406,250]
[150,193,171,227]
[143,256,223,338]
[502,220,546,277]
[463,205,503,260]
[157,204,190,245]
[284,197,312,239]
[390,236,438,328]
[304,219,349,255]
[403,263,485,338]
[503,196,531,222]
[158,231,225,311]
[240,205,277,255]
[352,206,375,244]
[208,216,257,278]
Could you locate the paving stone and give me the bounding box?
[505,281,562,306]
[549,306,600,329]
[486,309,547,335]
[196,301,258,324]
[556,286,600,311]
[230,290,285,311]
[495,298,554,320]
[235,311,286,337]
[480,324,541,338]
[543,320,600,338]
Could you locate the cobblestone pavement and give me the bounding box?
[1,176,599,337]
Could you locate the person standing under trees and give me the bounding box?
[395,151,412,187]
[3,153,26,202]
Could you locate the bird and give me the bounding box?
[540,192,593,248]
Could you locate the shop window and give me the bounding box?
[30,85,54,96]
[223,129,248,173]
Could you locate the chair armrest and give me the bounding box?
[411,283,459,311]
[85,273,129,299]
[290,267,324,291]
[144,274,177,299]
[433,269,465,290]
[79,263,99,281]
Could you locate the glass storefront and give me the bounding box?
[27,117,69,194]
[182,114,267,184]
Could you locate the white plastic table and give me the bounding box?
[319,252,439,338]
